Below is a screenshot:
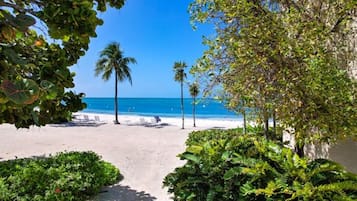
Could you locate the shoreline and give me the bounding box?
[81,109,241,120]
[75,112,243,129]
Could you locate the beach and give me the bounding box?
[0,112,241,201]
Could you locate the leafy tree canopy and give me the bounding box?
[189,0,357,145]
[0,0,125,128]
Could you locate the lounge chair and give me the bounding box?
[139,118,146,124]
[83,115,90,121]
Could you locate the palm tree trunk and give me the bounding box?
[193,96,196,127]
[114,72,119,124]
[181,81,184,129]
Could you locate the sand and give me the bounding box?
[0,112,241,201]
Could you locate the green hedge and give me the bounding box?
[186,126,282,147]
[0,151,121,201]
[164,129,357,201]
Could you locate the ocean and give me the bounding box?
[82,98,239,119]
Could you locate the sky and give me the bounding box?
[72,0,212,98]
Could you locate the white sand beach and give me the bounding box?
[0,112,241,201]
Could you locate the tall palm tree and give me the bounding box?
[189,82,199,127]
[173,61,187,129]
[95,42,136,124]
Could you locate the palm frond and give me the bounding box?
[95,42,136,84]
[123,57,137,65]
[95,58,108,74]
[190,83,200,97]
[117,64,132,85]
[173,61,187,82]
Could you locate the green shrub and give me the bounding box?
[186,126,282,147]
[164,130,357,201]
[0,151,121,201]
[186,128,242,146]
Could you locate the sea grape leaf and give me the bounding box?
[3,47,26,65]
[0,0,124,128]
[1,79,39,105]
[0,92,9,104]
[31,111,40,126]
[40,80,58,99]
[13,14,36,32]
[1,25,17,41]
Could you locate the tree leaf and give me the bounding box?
[13,14,36,32]
[40,80,58,99]
[186,145,203,154]
[3,47,26,65]
[181,153,200,163]
[0,92,9,104]
[1,79,39,105]
[223,167,242,180]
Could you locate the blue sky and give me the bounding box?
[72,0,212,98]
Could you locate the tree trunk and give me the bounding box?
[114,72,120,124]
[295,143,305,157]
[264,110,269,139]
[193,96,196,127]
[181,81,184,129]
[273,109,276,137]
[243,109,247,134]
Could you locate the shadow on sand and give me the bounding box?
[206,126,226,130]
[127,122,171,129]
[49,121,107,128]
[92,184,157,201]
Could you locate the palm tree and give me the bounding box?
[173,61,187,129]
[95,42,136,124]
[189,82,199,127]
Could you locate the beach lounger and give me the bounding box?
[150,118,157,124]
[83,115,90,121]
[139,118,146,124]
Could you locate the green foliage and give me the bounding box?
[186,128,242,147]
[164,129,357,201]
[189,82,199,98]
[173,61,187,83]
[186,126,282,147]
[0,1,125,128]
[0,151,121,201]
[189,0,357,146]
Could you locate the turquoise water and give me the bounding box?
[83,98,239,119]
